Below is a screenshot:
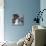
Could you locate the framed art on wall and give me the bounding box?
[12,14,24,26]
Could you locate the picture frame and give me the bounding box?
[12,14,24,26]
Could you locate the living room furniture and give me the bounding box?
[31,25,46,46]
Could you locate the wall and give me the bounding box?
[40,0,46,26]
[4,0,40,42]
[0,0,4,42]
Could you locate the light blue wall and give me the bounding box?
[4,0,40,42]
[40,0,46,27]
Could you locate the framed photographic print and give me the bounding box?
[12,14,24,26]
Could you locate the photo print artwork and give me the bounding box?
[12,14,24,26]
